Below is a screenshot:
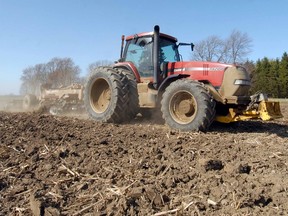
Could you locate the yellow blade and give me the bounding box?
[258,101,283,120]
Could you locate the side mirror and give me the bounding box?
[178,42,195,51]
[191,43,195,51]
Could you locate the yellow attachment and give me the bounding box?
[258,101,283,120]
[215,101,283,123]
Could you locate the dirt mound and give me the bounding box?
[0,105,288,215]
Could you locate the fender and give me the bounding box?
[157,74,189,100]
[114,62,141,82]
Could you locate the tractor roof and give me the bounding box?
[126,31,177,42]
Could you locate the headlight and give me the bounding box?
[234,79,251,86]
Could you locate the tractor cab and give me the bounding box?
[119,28,182,83]
[118,26,195,90]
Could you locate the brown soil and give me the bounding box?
[0,104,288,216]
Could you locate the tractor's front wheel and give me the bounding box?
[84,67,129,123]
[161,79,215,131]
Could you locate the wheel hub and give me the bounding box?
[178,99,195,115]
[170,91,197,124]
[90,78,111,113]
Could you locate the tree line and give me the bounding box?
[250,52,288,98]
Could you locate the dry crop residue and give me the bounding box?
[0,104,288,215]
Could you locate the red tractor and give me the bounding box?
[84,26,282,131]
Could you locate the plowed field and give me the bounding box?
[0,103,287,215]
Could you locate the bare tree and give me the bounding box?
[20,66,38,95]
[20,58,82,95]
[20,64,48,95]
[193,36,225,62]
[191,30,252,64]
[46,57,80,88]
[227,30,252,64]
[192,40,208,61]
[87,60,113,75]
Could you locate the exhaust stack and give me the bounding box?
[153,25,160,89]
[120,35,125,61]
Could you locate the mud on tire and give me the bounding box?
[161,79,215,131]
[84,67,129,123]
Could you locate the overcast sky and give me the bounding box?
[0,0,287,95]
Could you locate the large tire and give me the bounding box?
[23,94,38,110]
[161,79,215,131]
[84,67,129,123]
[115,68,139,120]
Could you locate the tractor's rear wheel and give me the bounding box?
[23,94,38,110]
[115,68,139,120]
[161,79,215,131]
[84,67,129,123]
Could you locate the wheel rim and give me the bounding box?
[169,90,197,124]
[90,78,111,113]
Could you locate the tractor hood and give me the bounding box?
[167,61,233,87]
